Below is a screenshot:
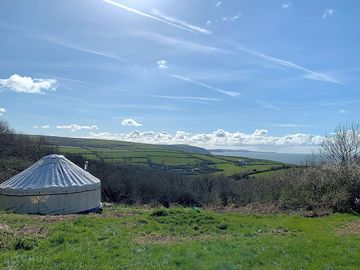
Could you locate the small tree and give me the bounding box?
[320,123,360,166]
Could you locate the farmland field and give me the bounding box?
[50,136,290,176]
[1,205,359,269]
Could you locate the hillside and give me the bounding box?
[41,136,211,154]
[38,135,291,176]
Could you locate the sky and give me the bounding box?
[0,0,359,153]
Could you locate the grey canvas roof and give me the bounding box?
[0,154,101,195]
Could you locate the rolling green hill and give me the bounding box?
[39,135,291,176]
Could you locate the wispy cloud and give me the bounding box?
[255,99,278,110]
[270,124,308,128]
[282,2,291,9]
[37,35,126,62]
[151,95,221,105]
[322,8,336,19]
[234,44,342,84]
[122,118,142,127]
[151,9,211,35]
[215,1,223,8]
[0,74,57,94]
[33,125,50,129]
[135,32,229,54]
[152,95,221,102]
[170,74,241,97]
[56,124,99,132]
[0,107,5,116]
[86,103,178,111]
[55,77,131,93]
[339,109,346,114]
[222,12,241,21]
[157,59,168,69]
[139,32,231,54]
[102,0,210,34]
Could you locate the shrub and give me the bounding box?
[12,238,37,251]
[150,209,168,217]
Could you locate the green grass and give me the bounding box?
[253,169,291,178]
[57,140,290,176]
[0,206,359,269]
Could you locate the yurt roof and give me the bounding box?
[0,154,101,195]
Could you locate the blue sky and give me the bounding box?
[0,0,359,152]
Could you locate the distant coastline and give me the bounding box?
[211,149,314,165]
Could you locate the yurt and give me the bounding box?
[0,154,101,214]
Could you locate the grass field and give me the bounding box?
[1,205,359,269]
[57,142,289,176]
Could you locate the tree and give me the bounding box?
[320,123,360,166]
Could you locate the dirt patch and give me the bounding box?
[99,212,130,219]
[302,210,332,218]
[212,204,281,215]
[269,228,292,235]
[0,223,46,237]
[134,233,230,245]
[30,214,79,224]
[0,223,10,232]
[337,221,360,235]
[16,226,46,236]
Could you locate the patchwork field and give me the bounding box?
[54,138,291,176]
[1,205,359,269]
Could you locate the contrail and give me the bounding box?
[102,0,199,34]
[170,74,241,97]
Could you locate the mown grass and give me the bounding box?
[0,206,359,269]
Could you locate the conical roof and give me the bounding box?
[0,154,101,195]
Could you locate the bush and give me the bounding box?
[12,238,37,251]
[278,165,360,212]
[150,209,168,217]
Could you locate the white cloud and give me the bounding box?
[339,109,346,114]
[157,59,168,69]
[206,20,211,26]
[87,128,324,150]
[215,1,223,7]
[102,0,210,34]
[222,13,241,21]
[33,125,50,129]
[322,8,336,19]
[0,74,57,94]
[151,9,211,35]
[122,118,143,127]
[282,2,291,8]
[170,74,241,97]
[252,129,268,136]
[0,107,5,116]
[56,124,98,132]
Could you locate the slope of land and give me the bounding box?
[40,136,291,176]
[1,206,359,269]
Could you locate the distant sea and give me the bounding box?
[211,150,315,165]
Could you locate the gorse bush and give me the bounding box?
[0,120,58,183]
[278,165,360,212]
[66,151,360,213]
